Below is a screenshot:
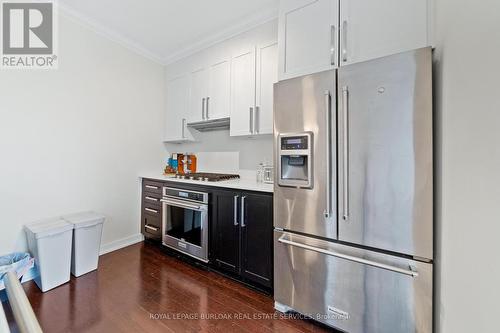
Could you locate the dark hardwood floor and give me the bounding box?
[3,242,333,333]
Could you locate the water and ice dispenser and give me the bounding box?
[278,132,313,188]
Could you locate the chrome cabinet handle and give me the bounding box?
[145,208,158,214]
[145,196,158,202]
[202,97,206,120]
[145,185,159,190]
[233,195,239,226]
[254,106,259,134]
[181,118,186,138]
[206,97,210,119]
[145,225,159,232]
[342,86,349,220]
[342,20,348,62]
[240,196,247,227]
[278,236,419,277]
[324,90,331,219]
[330,25,336,66]
[249,107,254,134]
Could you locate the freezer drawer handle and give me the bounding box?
[278,236,418,277]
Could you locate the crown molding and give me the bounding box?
[162,7,278,65]
[57,3,278,67]
[58,3,166,65]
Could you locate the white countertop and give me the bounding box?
[139,173,274,193]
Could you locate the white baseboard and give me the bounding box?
[99,233,144,256]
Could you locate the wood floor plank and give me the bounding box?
[4,242,333,333]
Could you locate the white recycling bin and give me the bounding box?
[24,218,73,292]
[62,211,105,277]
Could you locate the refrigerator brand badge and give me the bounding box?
[328,306,350,320]
[1,0,58,69]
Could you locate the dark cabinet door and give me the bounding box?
[212,190,240,274]
[240,192,273,288]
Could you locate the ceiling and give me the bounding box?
[59,0,279,64]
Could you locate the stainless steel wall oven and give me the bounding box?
[161,187,209,262]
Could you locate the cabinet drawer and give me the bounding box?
[142,194,161,207]
[143,204,161,217]
[143,214,161,239]
[143,180,163,195]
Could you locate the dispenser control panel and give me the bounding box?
[278,132,313,188]
[281,136,309,150]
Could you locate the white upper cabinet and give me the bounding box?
[278,0,431,79]
[255,41,278,135]
[278,0,339,80]
[230,47,256,137]
[187,58,231,123]
[340,0,429,65]
[165,75,193,142]
[164,20,277,142]
[230,41,278,137]
[207,59,231,120]
[188,67,208,123]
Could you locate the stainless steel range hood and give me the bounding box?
[187,117,230,132]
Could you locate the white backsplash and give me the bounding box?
[195,152,239,173]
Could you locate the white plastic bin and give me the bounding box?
[62,212,105,277]
[24,219,73,292]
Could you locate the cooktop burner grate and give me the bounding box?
[175,172,240,182]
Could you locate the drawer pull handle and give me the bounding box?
[145,196,158,202]
[145,208,158,214]
[145,225,159,232]
[278,236,418,277]
[145,185,159,190]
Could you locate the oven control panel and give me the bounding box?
[164,187,208,204]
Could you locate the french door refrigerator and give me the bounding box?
[273,47,433,333]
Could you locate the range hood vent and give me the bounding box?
[187,117,230,132]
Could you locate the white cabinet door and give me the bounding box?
[340,0,429,65]
[230,48,256,136]
[188,67,208,123]
[255,41,278,135]
[207,59,231,120]
[278,0,339,80]
[164,75,192,142]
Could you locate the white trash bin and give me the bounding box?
[62,212,105,277]
[24,218,73,292]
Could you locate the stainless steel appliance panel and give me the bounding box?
[337,47,433,259]
[273,70,337,239]
[274,231,432,333]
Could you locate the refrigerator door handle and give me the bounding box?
[324,90,331,219]
[342,86,349,220]
[278,236,418,277]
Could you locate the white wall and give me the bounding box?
[0,15,165,255]
[434,0,500,332]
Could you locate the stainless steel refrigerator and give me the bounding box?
[273,47,433,333]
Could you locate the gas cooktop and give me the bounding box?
[175,172,240,182]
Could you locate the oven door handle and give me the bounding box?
[160,198,205,211]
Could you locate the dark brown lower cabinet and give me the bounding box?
[211,189,273,290]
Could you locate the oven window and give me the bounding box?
[166,205,202,247]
